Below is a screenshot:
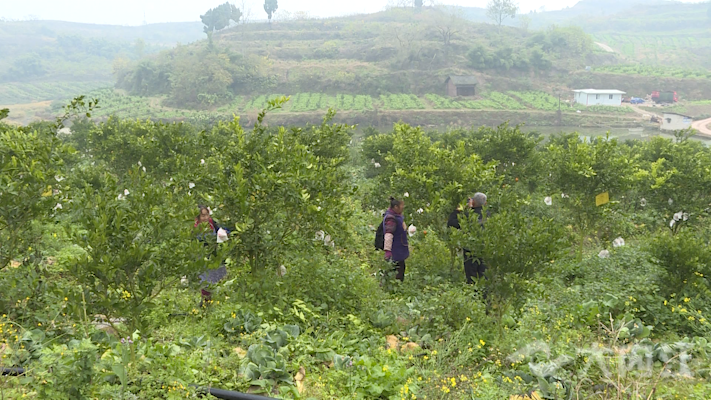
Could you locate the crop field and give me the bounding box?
[593,33,711,66]
[243,94,288,111]
[582,105,635,114]
[508,91,569,112]
[425,93,526,111]
[0,81,111,105]
[379,94,426,110]
[336,94,374,111]
[65,88,184,120]
[215,96,245,113]
[595,65,711,80]
[43,89,640,126]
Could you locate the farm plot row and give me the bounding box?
[238,93,375,112]
[62,89,634,122]
[595,65,711,80]
[595,34,711,50]
[0,81,111,105]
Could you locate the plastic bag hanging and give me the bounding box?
[216,228,229,243]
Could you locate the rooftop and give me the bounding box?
[573,89,626,94]
[446,76,479,86]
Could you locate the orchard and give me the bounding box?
[2,98,711,399]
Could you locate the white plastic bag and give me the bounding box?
[216,228,229,243]
[408,225,417,237]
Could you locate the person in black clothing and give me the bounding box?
[447,192,487,284]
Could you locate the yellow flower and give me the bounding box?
[432,350,437,356]
[684,297,691,303]
[479,339,486,346]
[382,365,389,372]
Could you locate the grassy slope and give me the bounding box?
[0,20,204,104]
[464,0,711,69]
[3,5,711,125]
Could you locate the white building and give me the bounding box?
[661,113,693,131]
[573,89,626,106]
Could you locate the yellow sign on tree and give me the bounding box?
[596,192,610,206]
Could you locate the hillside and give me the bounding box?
[114,8,599,109]
[464,0,711,68]
[3,5,711,131]
[0,20,204,103]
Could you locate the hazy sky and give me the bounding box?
[0,0,704,25]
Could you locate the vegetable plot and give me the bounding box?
[379,94,426,110]
[509,91,566,112]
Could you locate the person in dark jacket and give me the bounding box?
[383,196,410,281]
[447,193,487,284]
[194,205,229,304]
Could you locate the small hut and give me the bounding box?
[445,76,478,97]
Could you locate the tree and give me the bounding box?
[5,53,46,80]
[486,0,518,26]
[66,167,208,334]
[432,6,464,59]
[134,38,145,59]
[414,0,424,7]
[201,2,242,44]
[264,0,279,23]
[0,97,96,271]
[546,135,637,259]
[518,14,531,31]
[240,0,253,25]
[196,100,355,272]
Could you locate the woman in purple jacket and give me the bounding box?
[383,196,410,281]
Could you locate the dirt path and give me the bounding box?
[595,42,615,53]
[691,117,711,137]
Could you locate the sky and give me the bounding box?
[0,0,704,26]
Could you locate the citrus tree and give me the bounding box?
[65,166,209,333]
[0,119,71,270]
[545,135,636,256]
[633,134,711,219]
[84,117,203,178]
[454,196,567,326]
[193,100,355,272]
[364,123,499,230]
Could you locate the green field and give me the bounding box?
[595,65,711,80]
[0,81,111,105]
[37,89,645,125]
